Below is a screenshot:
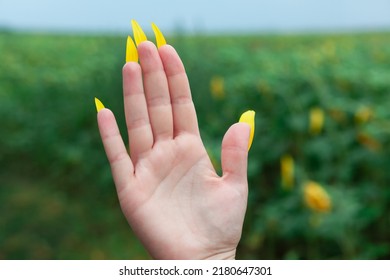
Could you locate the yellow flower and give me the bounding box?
[355,106,373,125]
[281,154,294,189]
[210,76,225,100]
[303,181,331,213]
[309,107,324,135]
[239,110,255,151]
[357,132,381,152]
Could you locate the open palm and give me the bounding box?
[97,41,250,259]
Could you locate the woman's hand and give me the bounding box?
[97,41,250,259]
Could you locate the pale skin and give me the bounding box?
[97,41,250,260]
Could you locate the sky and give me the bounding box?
[0,0,390,34]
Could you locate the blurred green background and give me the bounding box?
[0,30,389,259]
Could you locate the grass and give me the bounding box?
[1,30,390,259]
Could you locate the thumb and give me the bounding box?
[221,122,250,183]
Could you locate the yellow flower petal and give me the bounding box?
[239,110,255,151]
[126,36,138,63]
[281,154,294,189]
[355,106,373,124]
[151,22,166,48]
[357,132,381,152]
[309,107,324,135]
[131,19,147,46]
[303,181,332,213]
[210,76,225,100]
[94,97,105,113]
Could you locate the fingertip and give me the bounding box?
[158,44,178,59]
[97,107,111,115]
[137,40,158,55]
[240,122,251,148]
[159,44,186,76]
[123,61,141,74]
[97,108,115,129]
[158,43,175,53]
[122,62,142,94]
[237,121,251,135]
[136,41,165,72]
[226,122,251,151]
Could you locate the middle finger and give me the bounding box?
[138,41,173,141]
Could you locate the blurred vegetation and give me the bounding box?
[0,31,389,259]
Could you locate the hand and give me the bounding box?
[97,41,250,259]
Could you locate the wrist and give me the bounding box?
[203,249,236,260]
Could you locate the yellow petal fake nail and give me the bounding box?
[126,36,138,62]
[95,97,105,113]
[239,110,255,151]
[131,19,147,46]
[151,22,166,48]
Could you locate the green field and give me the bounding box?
[0,31,389,259]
